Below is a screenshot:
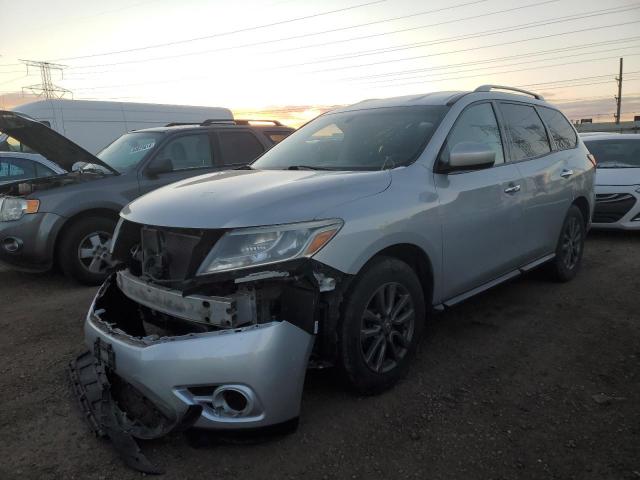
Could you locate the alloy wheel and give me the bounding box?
[77,231,112,274]
[360,282,416,373]
[561,216,582,270]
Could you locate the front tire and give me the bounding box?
[338,256,426,395]
[58,216,116,285]
[548,205,585,282]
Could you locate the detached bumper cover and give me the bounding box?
[69,351,201,474]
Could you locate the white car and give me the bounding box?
[582,134,640,229]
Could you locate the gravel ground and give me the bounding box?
[0,231,638,480]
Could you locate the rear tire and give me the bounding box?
[58,216,116,285]
[338,256,426,395]
[548,205,585,282]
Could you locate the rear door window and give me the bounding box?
[217,130,265,166]
[499,103,551,161]
[155,134,213,171]
[538,107,577,150]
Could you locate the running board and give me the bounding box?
[437,253,555,308]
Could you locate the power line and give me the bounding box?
[64,0,549,71]
[53,0,388,61]
[342,37,640,82]
[302,18,640,74]
[360,46,640,86]
[367,57,640,89]
[288,6,640,71]
[519,72,640,88]
[266,0,561,55]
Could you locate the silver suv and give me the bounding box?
[71,85,595,471]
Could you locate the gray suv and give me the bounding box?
[70,86,595,472]
[0,112,293,284]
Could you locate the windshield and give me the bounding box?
[585,139,640,168]
[96,132,164,173]
[252,106,449,171]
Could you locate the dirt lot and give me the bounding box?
[0,231,638,480]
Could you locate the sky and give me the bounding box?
[1,0,639,126]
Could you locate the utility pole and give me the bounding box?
[615,57,623,124]
[20,59,72,99]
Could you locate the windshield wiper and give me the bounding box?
[286,165,335,170]
[234,165,253,170]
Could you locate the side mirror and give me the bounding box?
[448,141,495,171]
[146,157,173,177]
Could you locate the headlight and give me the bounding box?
[0,197,39,222]
[197,219,343,275]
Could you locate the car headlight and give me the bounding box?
[197,219,343,275]
[0,197,39,222]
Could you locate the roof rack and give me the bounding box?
[164,122,200,127]
[234,119,283,126]
[164,119,286,128]
[474,85,544,100]
[200,119,237,126]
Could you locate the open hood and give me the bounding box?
[0,110,118,174]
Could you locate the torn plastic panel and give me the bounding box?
[69,350,202,474]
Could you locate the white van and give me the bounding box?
[12,99,233,153]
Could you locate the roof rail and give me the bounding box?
[474,85,544,100]
[200,119,237,126]
[234,119,283,126]
[164,122,200,127]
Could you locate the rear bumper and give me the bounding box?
[83,284,315,432]
[0,211,65,271]
[592,185,640,230]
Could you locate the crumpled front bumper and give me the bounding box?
[71,280,315,471]
[83,291,315,429]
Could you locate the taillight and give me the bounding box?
[587,153,597,167]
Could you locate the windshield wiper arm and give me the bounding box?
[286,165,334,170]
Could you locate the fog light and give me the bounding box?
[2,237,22,253]
[212,385,253,417]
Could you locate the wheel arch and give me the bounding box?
[53,208,120,267]
[572,195,591,226]
[364,243,434,307]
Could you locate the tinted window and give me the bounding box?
[155,134,213,171]
[265,130,292,144]
[253,106,449,171]
[584,139,640,168]
[0,158,35,180]
[218,131,265,166]
[500,103,551,161]
[538,107,577,150]
[441,103,504,165]
[97,132,164,173]
[34,163,56,178]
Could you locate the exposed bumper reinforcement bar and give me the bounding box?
[68,350,202,474]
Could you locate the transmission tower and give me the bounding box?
[20,60,72,99]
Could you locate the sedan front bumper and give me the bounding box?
[592,184,640,230]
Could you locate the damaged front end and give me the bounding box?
[70,218,348,472]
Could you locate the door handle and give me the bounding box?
[560,169,574,178]
[504,184,521,194]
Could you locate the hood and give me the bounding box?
[0,110,117,174]
[596,167,640,186]
[121,168,392,228]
